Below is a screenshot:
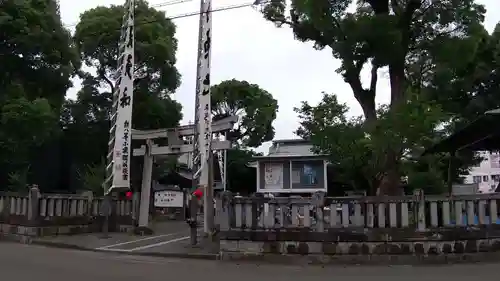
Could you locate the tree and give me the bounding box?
[7,165,31,192]
[263,0,486,194]
[0,0,77,189]
[426,23,500,120]
[0,87,58,162]
[58,77,111,183]
[0,0,80,108]
[211,79,278,147]
[295,92,478,195]
[225,148,261,194]
[76,160,106,195]
[73,0,182,130]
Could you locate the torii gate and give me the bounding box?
[131,116,236,231]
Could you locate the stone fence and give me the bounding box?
[216,192,500,263]
[0,188,135,238]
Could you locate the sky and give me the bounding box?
[59,0,499,154]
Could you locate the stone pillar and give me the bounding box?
[212,191,232,253]
[131,192,140,226]
[414,189,426,231]
[188,194,199,246]
[312,191,326,232]
[27,186,41,226]
[202,150,215,234]
[136,139,154,235]
[215,191,232,232]
[81,190,94,218]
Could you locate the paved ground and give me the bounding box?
[1,242,500,281]
[33,220,211,255]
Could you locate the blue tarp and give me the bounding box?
[450,215,500,225]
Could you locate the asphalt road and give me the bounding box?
[1,242,499,281]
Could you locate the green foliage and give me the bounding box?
[0,0,76,186]
[76,160,106,196]
[211,79,278,147]
[0,85,58,169]
[226,148,261,193]
[295,91,469,194]
[73,0,182,131]
[426,23,500,120]
[263,0,485,71]
[7,165,30,192]
[70,0,182,131]
[153,156,179,181]
[74,0,180,94]
[132,93,182,130]
[0,0,80,108]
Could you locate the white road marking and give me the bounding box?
[79,250,181,264]
[127,236,190,252]
[97,248,132,252]
[95,232,184,250]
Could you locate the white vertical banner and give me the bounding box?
[108,0,135,192]
[193,0,212,182]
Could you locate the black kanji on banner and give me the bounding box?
[120,87,131,107]
[202,74,210,96]
[127,26,134,48]
[203,30,211,59]
[203,74,210,85]
[125,54,133,79]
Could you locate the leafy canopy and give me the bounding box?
[0,0,80,108]
[0,0,76,188]
[211,79,278,148]
[295,91,452,194]
[73,0,182,130]
[263,0,485,114]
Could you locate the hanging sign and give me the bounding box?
[154,190,184,208]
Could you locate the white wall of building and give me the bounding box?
[464,151,500,192]
[267,140,315,156]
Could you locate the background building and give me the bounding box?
[250,139,328,194]
[464,151,500,192]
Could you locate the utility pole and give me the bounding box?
[192,0,214,236]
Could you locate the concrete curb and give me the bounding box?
[0,234,219,261]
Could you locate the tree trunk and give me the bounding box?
[360,0,419,196]
[377,166,401,196]
[375,67,405,196]
[354,88,377,126]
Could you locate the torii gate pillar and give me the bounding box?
[136,139,154,234]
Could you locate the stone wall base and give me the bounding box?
[0,223,133,238]
[220,239,500,265]
[220,251,500,265]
